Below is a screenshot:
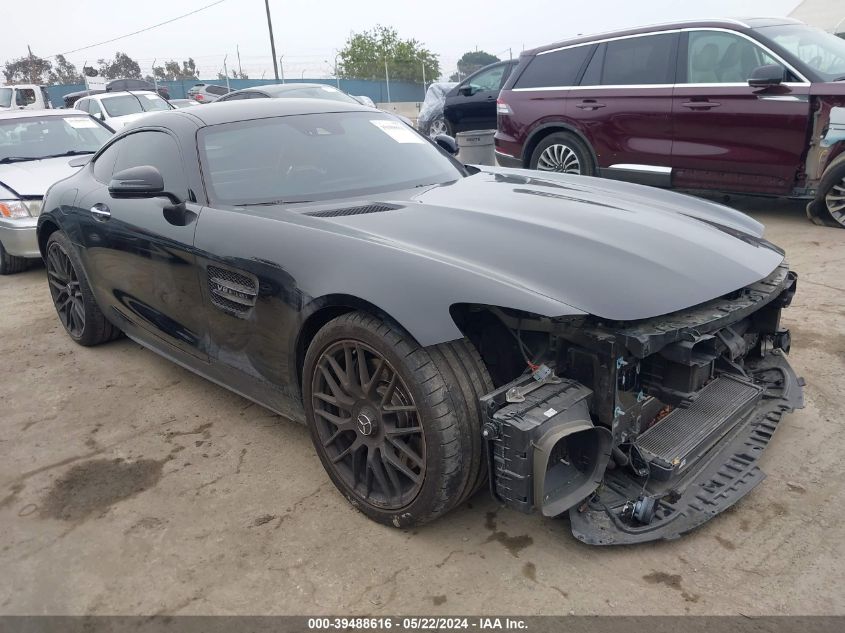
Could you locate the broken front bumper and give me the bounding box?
[570,351,803,545]
[480,350,803,545]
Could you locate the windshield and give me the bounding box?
[101,93,169,117]
[276,86,360,104]
[0,115,112,162]
[0,88,12,108]
[200,111,462,205]
[757,24,845,81]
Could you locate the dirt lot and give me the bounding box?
[1,197,844,616]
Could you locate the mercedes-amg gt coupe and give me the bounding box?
[36,98,803,544]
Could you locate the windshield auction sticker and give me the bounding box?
[370,119,423,143]
[65,117,99,129]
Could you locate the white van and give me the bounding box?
[0,84,52,110]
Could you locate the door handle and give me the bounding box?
[576,100,606,110]
[682,100,721,110]
[90,203,111,220]
[486,95,496,100]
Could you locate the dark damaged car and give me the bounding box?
[36,99,803,544]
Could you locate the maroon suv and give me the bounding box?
[495,18,845,227]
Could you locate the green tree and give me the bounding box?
[449,50,500,81]
[3,53,52,84]
[337,25,439,83]
[48,55,83,84]
[153,58,199,81]
[97,52,141,80]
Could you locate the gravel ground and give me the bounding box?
[0,197,843,615]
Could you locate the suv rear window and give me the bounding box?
[601,33,677,85]
[514,45,594,89]
[206,85,230,95]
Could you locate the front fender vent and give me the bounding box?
[304,203,401,218]
[208,265,258,317]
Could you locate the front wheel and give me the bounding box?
[529,132,595,176]
[303,311,492,527]
[428,116,450,138]
[45,231,122,346]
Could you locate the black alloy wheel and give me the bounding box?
[311,339,426,510]
[304,311,494,527]
[45,231,122,346]
[46,240,86,338]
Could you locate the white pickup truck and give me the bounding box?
[0,84,52,111]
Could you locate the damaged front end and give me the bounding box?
[476,261,803,544]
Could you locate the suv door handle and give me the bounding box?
[576,100,606,110]
[90,203,111,221]
[682,100,721,110]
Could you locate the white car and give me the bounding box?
[73,91,172,129]
[0,110,112,273]
[0,84,52,111]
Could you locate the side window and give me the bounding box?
[466,65,507,92]
[602,33,677,85]
[93,141,122,183]
[40,87,51,108]
[75,99,88,113]
[112,131,188,200]
[223,92,250,101]
[514,44,595,89]
[685,30,778,84]
[88,100,102,116]
[580,44,605,86]
[16,88,36,106]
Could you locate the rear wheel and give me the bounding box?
[807,157,845,228]
[303,311,492,527]
[45,231,121,346]
[530,131,595,176]
[0,241,29,275]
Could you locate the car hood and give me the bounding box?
[110,112,150,128]
[302,168,785,322]
[0,156,83,197]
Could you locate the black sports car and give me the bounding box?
[37,98,803,544]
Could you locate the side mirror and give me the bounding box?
[434,134,459,156]
[109,165,173,199]
[458,84,476,97]
[748,64,784,88]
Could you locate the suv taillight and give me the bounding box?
[496,99,512,116]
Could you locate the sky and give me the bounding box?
[3,0,803,81]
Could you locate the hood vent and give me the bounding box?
[304,203,401,218]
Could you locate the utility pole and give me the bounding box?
[237,45,243,78]
[421,59,426,100]
[27,45,36,83]
[384,59,390,103]
[279,55,284,83]
[264,0,280,80]
[152,58,158,94]
[509,47,513,61]
[223,54,230,90]
[334,53,340,90]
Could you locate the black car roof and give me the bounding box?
[133,97,373,128]
[525,17,803,55]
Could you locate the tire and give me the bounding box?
[45,231,122,346]
[0,241,29,275]
[806,155,845,228]
[529,131,595,176]
[303,311,493,527]
[428,116,450,138]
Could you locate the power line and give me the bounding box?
[50,0,230,58]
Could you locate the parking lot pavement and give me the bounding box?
[0,197,844,616]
